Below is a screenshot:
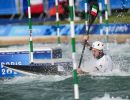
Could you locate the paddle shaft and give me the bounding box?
[78,41,87,68]
[78,26,90,69]
[78,1,99,68]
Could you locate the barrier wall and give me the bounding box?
[75,0,130,11]
[0,24,129,37]
[0,48,62,78]
[0,52,28,78]
[0,0,18,15]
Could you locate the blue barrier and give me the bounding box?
[0,52,29,78]
[0,48,62,78]
[110,0,130,9]
[0,0,18,15]
[48,0,55,9]
[78,0,130,11]
[104,0,130,9]
[0,24,129,37]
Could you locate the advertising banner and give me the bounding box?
[0,24,130,37]
[0,52,29,78]
[0,48,62,78]
[0,51,51,78]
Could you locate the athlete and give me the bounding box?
[77,41,113,74]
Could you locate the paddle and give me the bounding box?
[78,0,99,69]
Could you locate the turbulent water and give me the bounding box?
[0,43,130,100]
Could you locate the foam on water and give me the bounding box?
[88,69,130,76]
[110,43,130,54]
[92,93,129,100]
[3,74,71,84]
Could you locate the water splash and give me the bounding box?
[3,75,71,84]
[89,69,130,76]
[92,93,129,100]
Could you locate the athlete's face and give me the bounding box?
[92,48,100,58]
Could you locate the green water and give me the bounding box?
[0,75,130,100]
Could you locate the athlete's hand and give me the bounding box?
[77,68,84,74]
[82,35,90,47]
[83,35,89,42]
[83,36,89,44]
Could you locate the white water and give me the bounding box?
[3,74,71,84]
[92,93,129,100]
